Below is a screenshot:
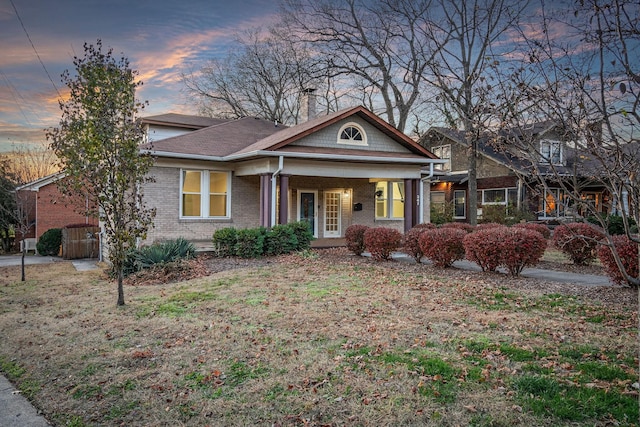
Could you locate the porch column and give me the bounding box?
[278,175,289,224]
[412,179,420,227]
[404,178,414,233]
[260,173,272,228]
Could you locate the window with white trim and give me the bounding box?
[540,188,566,218]
[432,144,451,171]
[338,123,367,146]
[454,190,466,218]
[481,188,517,205]
[181,170,230,218]
[375,181,404,219]
[540,139,563,164]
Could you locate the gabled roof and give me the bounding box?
[16,172,66,191]
[145,106,438,163]
[140,113,230,129]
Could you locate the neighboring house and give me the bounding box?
[139,106,442,245]
[420,122,610,223]
[16,173,98,249]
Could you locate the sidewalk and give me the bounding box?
[0,375,50,426]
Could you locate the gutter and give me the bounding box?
[419,163,436,224]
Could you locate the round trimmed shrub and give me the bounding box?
[345,224,369,256]
[440,222,475,233]
[597,235,639,286]
[36,228,62,256]
[213,227,238,257]
[512,222,551,239]
[265,224,298,256]
[419,228,466,267]
[475,222,507,233]
[463,228,505,272]
[404,226,433,262]
[552,223,605,265]
[498,228,547,276]
[364,227,402,261]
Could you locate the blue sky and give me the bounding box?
[0,0,278,151]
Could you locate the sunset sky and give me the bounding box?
[0,0,278,151]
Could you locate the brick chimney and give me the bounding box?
[301,88,317,122]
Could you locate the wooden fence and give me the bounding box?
[62,226,100,260]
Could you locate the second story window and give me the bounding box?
[338,123,367,146]
[432,144,451,171]
[540,139,563,165]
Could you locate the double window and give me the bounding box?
[540,139,563,165]
[375,181,404,219]
[181,170,230,218]
[481,188,518,206]
[432,144,451,171]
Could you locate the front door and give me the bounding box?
[298,190,318,237]
[324,191,341,238]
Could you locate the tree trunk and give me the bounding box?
[117,268,125,306]
[21,244,25,282]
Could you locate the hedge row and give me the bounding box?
[212,221,314,258]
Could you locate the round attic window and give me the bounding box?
[337,123,367,146]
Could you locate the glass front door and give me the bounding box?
[298,190,317,237]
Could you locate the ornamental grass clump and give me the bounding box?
[364,227,402,261]
[597,235,639,286]
[345,224,369,255]
[419,228,466,267]
[552,223,605,265]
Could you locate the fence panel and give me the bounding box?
[62,226,100,260]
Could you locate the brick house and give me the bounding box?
[16,173,98,250]
[419,123,610,223]
[138,106,443,245]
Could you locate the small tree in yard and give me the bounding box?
[47,40,155,306]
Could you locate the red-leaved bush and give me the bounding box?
[419,228,466,267]
[345,224,369,256]
[475,222,507,232]
[597,235,639,286]
[464,227,546,275]
[463,229,505,272]
[512,222,551,239]
[552,223,605,265]
[403,226,433,262]
[440,222,475,233]
[498,228,547,276]
[364,227,403,261]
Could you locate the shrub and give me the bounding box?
[235,227,266,258]
[475,222,506,232]
[345,224,369,256]
[122,238,196,276]
[265,224,298,256]
[440,222,475,233]
[403,226,433,262]
[463,229,505,272]
[597,235,639,286]
[498,228,547,276]
[430,201,454,225]
[552,223,605,265]
[212,227,238,257]
[512,222,551,239]
[287,221,315,250]
[36,228,62,256]
[413,223,438,230]
[364,227,403,261]
[587,214,638,235]
[419,228,466,268]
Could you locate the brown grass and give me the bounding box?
[0,249,637,426]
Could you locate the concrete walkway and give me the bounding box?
[0,252,611,426]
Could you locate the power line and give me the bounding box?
[9,0,62,99]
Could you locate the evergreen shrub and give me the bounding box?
[364,227,402,261]
[235,227,266,258]
[552,223,605,265]
[265,224,298,256]
[36,228,62,256]
[212,227,238,257]
[419,228,466,267]
[345,224,369,256]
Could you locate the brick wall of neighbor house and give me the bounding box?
[143,166,261,244]
[34,185,97,241]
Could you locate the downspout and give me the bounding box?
[419,162,436,224]
[271,156,284,227]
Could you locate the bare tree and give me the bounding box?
[183,27,337,124]
[281,0,439,132]
[499,0,640,286]
[418,0,529,225]
[3,146,58,184]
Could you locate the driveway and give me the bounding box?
[0,254,60,267]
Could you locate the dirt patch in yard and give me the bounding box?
[0,248,637,426]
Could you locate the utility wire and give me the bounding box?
[9,0,62,99]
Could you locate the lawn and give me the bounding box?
[0,248,637,426]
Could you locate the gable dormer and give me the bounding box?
[539,138,564,165]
